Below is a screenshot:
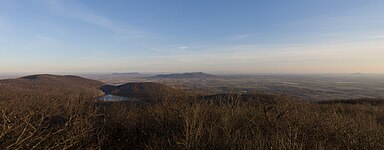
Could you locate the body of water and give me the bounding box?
[99,94,138,101]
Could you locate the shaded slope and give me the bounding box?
[318,98,384,106]
[201,93,297,105]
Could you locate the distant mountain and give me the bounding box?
[111,72,141,75]
[351,72,365,76]
[100,82,187,102]
[153,72,217,79]
[0,74,105,96]
[110,72,153,78]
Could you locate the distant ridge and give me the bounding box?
[110,72,153,78]
[111,72,141,75]
[21,74,96,81]
[153,72,217,79]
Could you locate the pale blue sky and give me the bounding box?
[0,0,384,74]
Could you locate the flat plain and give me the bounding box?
[88,73,384,101]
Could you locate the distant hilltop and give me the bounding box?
[153,72,218,79]
[109,72,153,78]
[111,72,141,75]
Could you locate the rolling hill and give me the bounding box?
[0,74,106,97]
[0,74,190,103]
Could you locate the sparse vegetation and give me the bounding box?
[1,75,383,149]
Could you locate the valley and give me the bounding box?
[86,72,384,101]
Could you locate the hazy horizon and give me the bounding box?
[1,0,384,73]
[1,71,384,77]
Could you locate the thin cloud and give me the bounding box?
[367,35,384,39]
[39,0,148,37]
[177,46,189,50]
[227,33,256,41]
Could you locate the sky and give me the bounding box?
[0,0,384,74]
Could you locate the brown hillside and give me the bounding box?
[0,74,105,97]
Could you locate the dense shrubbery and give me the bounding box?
[0,75,383,149]
[1,90,383,149]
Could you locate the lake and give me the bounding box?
[99,94,138,101]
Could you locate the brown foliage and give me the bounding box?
[0,75,383,149]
